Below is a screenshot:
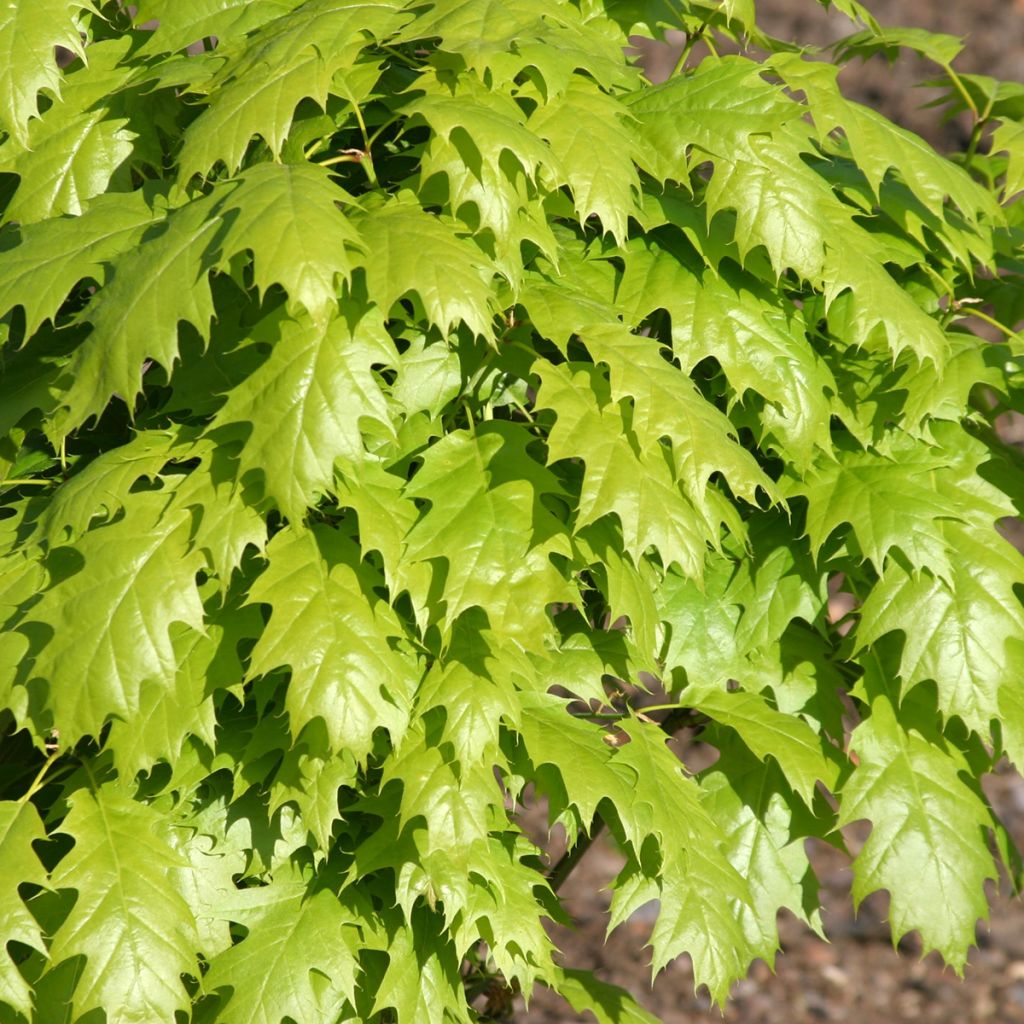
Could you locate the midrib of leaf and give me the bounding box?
[85,779,142,985]
[226,902,309,1018]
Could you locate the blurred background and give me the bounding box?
[514,2,1024,1021]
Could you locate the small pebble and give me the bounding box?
[1011,981,1024,1007]
[820,964,848,989]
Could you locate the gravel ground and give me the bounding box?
[515,2,1024,1021]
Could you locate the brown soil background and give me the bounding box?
[514,3,1024,1022]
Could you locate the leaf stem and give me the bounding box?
[963,95,996,171]
[502,338,539,363]
[337,83,380,187]
[629,701,686,716]
[672,15,714,76]
[318,151,368,169]
[465,347,499,396]
[506,392,537,426]
[941,63,979,120]
[366,113,403,151]
[378,43,420,69]
[304,137,329,160]
[952,304,1018,340]
[19,751,58,805]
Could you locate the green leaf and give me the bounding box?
[416,619,522,764]
[132,0,304,56]
[626,57,801,184]
[597,0,686,38]
[40,428,187,545]
[161,445,268,579]
[0,39,139,225]
[545,967,662,1024]
[167,801,249,958]
[686,686,838,805]
[608,720,756,1004]
[269,745,357,851]
[405,73,557,186]
[535,360,711,580]
[857,522,1024,759]
[395,0,631,92]
[789,433,980,575]
[211,307,394,522]
[699,732,826,964]
[52,193,222,433]
[0,110,134,226]
[378,727,507,915]
[48,785,199,1024]
[0,0,88,146]
[0,801,48,1017]
[616,237,836,467]
[175,0,406,180]
[452,841,559,994]
[629,58,950,364]
[816,0,879,31]
[991,117,1024,200]
[578,520,661,671]
[371,910,472,1024]
[19,490,206,744]
[334,456,427,598]
[840,696,996,970]
[203,868,364,1024]
[772,53,998,229]
[386,731,498,857]
[246,524,416,760]
[581,323,776,511]
[0,509,45,627]
[391,334,462,420]
[359,194,499,338]
[0,326,74,436]
[0,0,1021,1018]
[0,189,161,336]
[725,515,827,658]
[527,84,641,243]
[513,691,638,832]
[105,595,256,775]
[215,162,365,322]
[832,25,964,68]
[400,422,574,641]
[657,556,742,686]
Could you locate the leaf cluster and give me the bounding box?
[1,1,1023,1022]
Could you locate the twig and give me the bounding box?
[548,823,601,892]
